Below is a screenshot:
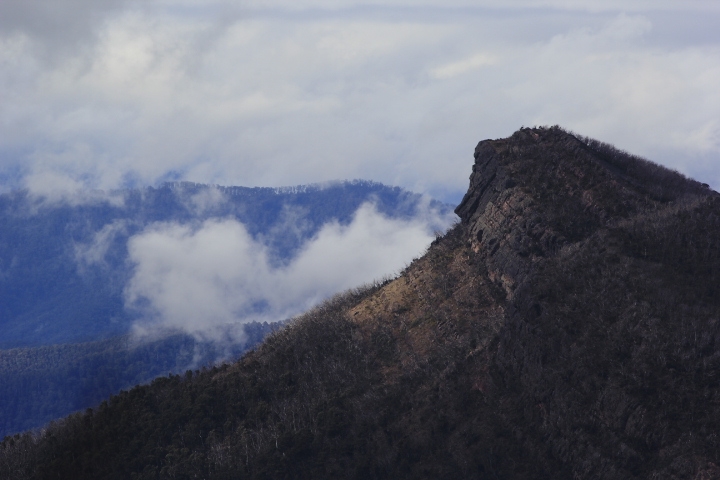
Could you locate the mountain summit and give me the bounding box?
[3,126,720,479]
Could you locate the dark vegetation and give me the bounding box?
[0,180,451,439]
[1,245,514,480]
[3,127,720,479]
[0,322,279,439]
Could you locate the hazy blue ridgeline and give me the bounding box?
[0,180,453,439]
[0,180,453,349]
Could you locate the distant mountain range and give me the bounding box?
[0,180,455,439]
[0,180,453,348]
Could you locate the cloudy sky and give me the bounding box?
[1,0,719,204]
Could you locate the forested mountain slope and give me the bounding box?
[3,126,720,479]
[0,322,278,439]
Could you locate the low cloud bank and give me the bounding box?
[125,202,455,342]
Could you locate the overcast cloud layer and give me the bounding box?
[1,1,719,202]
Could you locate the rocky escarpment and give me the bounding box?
[455,127,710,301]
[3,126,720,479]
[455,127,720,479]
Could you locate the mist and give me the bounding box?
[125,202,453,342]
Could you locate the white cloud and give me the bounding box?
[175,184,230,216]
[125,202,453,342]
[125,218,269,341]
[75,220,129,270]
[1,1,720,200]
[430,53,496,80]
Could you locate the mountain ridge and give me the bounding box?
[3,126,720,479]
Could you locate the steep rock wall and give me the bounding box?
[455,127,720,479]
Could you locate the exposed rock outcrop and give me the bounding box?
[453,126,720,479]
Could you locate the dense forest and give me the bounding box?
[3,127,720,479]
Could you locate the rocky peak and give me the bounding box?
[454,126,711,299]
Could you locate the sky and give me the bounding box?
[1,0,719,205]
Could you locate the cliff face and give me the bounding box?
[456,127,709,300]
[451,127,720,478]
[3,127,720,479]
